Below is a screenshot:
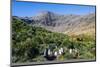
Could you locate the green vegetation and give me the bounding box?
[12,17,96,63]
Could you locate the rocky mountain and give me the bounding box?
[13,11,95,36]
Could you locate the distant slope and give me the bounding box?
[13,11,95,36]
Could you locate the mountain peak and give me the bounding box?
[37,11,55,16]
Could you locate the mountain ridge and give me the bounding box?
[13,11,95,36]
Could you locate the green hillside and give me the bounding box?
[12,17,96,63]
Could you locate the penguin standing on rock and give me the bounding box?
[43,48,56,61]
